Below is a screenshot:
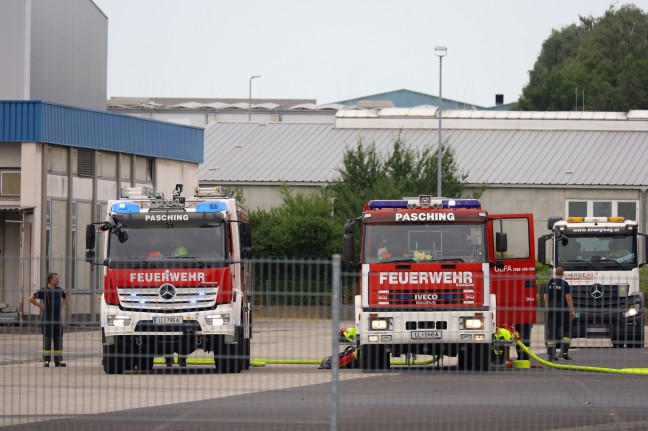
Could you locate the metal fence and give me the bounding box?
[1,256,648,430]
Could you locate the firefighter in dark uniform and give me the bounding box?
[544,267,576,361]
[30,273,68,367]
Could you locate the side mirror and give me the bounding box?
[495,232,508,253]
[85,224,96,250]
[85,224,96,263]
[117,230,129,243]
[239,222,253,258]
[537,237,546,264]
[343,234,355,261]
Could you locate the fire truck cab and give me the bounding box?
[344,196,536,372]
[85,185,252,374]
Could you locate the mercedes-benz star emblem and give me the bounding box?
[590,284,604,299]
[159,283,177,300]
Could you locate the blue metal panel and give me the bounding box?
[0,101,203,163]
[0,101,42,141]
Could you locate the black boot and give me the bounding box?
[547,347,558,361]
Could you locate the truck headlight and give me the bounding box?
[107,315,131,327]
[206,314,230,326]
[461,317,484,330]
[623,305,640,318]
[369,318,392,331]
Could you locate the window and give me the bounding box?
[120,154,132,181]
[568,201,587,218]
[593,201,612,217]
[135,157,153,182]
[493,218,530,259]
[0,171,20,196]
[99,152,117,178]
[48,146,68,174]
[566,200,638,222]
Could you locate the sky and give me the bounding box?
[92,0,647,107]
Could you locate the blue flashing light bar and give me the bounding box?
[112,201,141,214]
[368,200,409,209]
[368,198,481,210]
[445,199,481,209]
[196,201,228,213]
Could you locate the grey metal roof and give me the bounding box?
[201,113,648,187]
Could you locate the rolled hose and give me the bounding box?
[516,340,648,375]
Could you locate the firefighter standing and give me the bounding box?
[544,267,576,361]
[30,273,68,367]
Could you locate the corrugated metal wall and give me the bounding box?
[0,101,204,163]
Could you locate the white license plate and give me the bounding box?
[411,331,442,339]
[153,316,183,324]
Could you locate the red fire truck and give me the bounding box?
[343,196,536,371]
[85,185,252,374]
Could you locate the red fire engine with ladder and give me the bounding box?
[343,196,536,371]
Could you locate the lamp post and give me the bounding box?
[434,46,447,197]
[248,75,261,121]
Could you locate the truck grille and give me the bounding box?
[570,284,622,312]
[374,289,478,306]
[117,286,218,312]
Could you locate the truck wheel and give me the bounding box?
[359,345,390,372]
[242,336,251,371]
[103,344,125,375]
[626,325,644,348]
[214,331,243,374]
[135,355,154,371]
[458,344,491,372]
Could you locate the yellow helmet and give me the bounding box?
[174,246,188,257]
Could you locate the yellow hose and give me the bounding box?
[516,340,648,375]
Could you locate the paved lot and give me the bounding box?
[1,322,646,430]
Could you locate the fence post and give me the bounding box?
[331,254,341,431]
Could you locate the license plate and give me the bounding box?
[153,316,183,324]
[411,331,442,339]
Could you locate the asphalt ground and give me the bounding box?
[1,322,647,430]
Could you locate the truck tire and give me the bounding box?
[626,323,644,348]
[103,344,125,375]
[242,336,251,371]
[214,330,244,374]
[359,344,390,372]
[458,344,491,372]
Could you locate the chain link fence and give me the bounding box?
[1,256,647,430]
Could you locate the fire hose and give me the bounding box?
[516,340,648,375]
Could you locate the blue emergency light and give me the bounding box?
[111,201,141,214]
[367,198,481,210]
[368,200,409,209]
[196,201,227,213]
[445,199,481,209]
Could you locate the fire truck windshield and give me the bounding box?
[363,223,485,264]
[108,223,227,267]
[556,234,637,270]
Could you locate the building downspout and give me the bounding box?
[641,188,647,260]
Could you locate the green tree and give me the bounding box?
[250,185,340,259]
[517,5,648,111]
[330,134,467,223]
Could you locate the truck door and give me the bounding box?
[488,214,537,327]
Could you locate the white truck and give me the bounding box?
[85,185,253,373]
[538,216,646,348]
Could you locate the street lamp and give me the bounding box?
[434,46,447,197]
[248,75,261,121]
